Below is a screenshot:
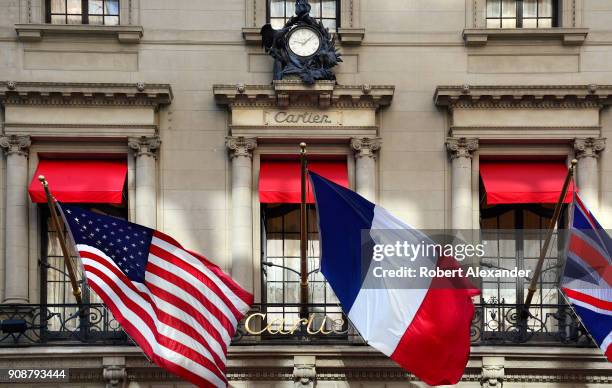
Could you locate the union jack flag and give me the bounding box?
[561,195,612,362]
[59,203,254,387]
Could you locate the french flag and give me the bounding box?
[310,172,479,386]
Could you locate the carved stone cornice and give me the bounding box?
[214,81,394,110]
[0,82,173,108]
[226,136,257,159]
[351,137,382,159]
[434,85,612,109]
[0,135,31,157]
[446,137,478,159]
[128,136,161,158]
[574,138,606,159]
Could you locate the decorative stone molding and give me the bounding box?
[481,356,504,387]
[0,135,31,157]
[15,24,143,43]
[434,85,612,109]
[574,138,606,159]
[128,136,162,159]
[102,357,127,388]
[446,137,478,160]
[0,81,172,108]
[337,28,366,45]
[0,346,610,385]
[226,136,258,159]
[214,81,394,110]
[351,137,381,159]
[462,28,589,47]
[293,356,316,388]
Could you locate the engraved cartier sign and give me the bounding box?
[265,110,343,126]
[244,312,348,335]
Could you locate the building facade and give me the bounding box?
[0,0,612,386]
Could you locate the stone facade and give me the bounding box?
[0,0,611,387]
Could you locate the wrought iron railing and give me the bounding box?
[0,302,594,347]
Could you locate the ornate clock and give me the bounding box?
[260,0,342,84]
[287,26,322,58]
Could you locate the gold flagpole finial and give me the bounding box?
[300,142,307,154]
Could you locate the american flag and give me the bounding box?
[561,195,611,362]
[59,203,254,387]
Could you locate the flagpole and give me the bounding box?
[523,159,577,313]
[38,175,83,307]
[299,142,309,319]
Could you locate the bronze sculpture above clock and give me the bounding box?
[260,0,342,84]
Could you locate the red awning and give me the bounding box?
[259,160,349,203]
[480,161,575,205]
[29,159,127,204]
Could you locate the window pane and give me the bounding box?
[487,0,501,17]
[523,18,537,28]
[524,0,537,17]
[286,0,296,17]
[501,0,516,17]
[322,0,336,18]
[271,18,285,29]
[51,0,66,13]
[67,0,82,14]
[322,19,336,30]
[89,15,103,25]
[487,19,501,28]
[89,0,103,14]
[106,0,120,15]
[270,0,284,18]
[105,15,119,25]
[538,18,552,27]
[501,18,516,28]
[51,14,65,24]
[539,0,553,17]
[310,0,321,18]
[67,15,82,24]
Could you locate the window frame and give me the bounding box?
[266,0,341,31]
[485,0,560,29]
[45,0,121,25]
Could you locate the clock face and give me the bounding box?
[288,27,321,58]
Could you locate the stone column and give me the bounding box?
[226,136,257,292]
[128,136,161,229]
[446,137,478,230]
[0,135,31,304]
[351,137,381,202]
[574,138,606,212]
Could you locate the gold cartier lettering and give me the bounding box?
[273,111,333,124]
[244,313,348,335]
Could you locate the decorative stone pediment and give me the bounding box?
[434,85,612,109]
[214,80,394,110]
[0,82,173,108]
[0,82,173,139]
[213,81,394,140]
[434,85,609,142]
